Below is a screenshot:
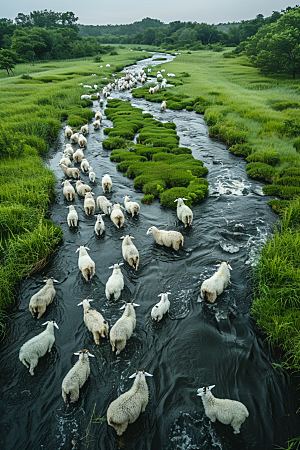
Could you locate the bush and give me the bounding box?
[229,143,252,157]
[246,162,276,182]
[246,150,279,166]
[268,199,291,213]
[102,137,126,150]
[141,194,154,204]
[293,138,300,152]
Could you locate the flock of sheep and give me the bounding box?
[17,67,249,439]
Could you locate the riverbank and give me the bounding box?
[0,49,151,329]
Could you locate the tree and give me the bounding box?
[0,49,17,75]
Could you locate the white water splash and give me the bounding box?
[219,242,240,253]
[211,178,251,196]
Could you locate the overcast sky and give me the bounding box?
[2,1,299,25]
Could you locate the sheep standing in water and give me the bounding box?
[29,277,58,319]
[123,195,140,217]
[76,245,95,281]
[62,180,75,201]
[161,100,167,111]
[77,298,109,344]
[146,226,184,251]
[174,198,193,227]
[67,205,78,227]
[84,192,96,216]
[151,292,171,322]
[121,235,139,270]
[62,349,94,403]
[110,301,139,355]
[105,263,124,301]
[107,369,153,436]
[94,214,105,236]
[102,173,112,193]
[200,261,232,303]
[97,195,112,215]
[110,204,124,228]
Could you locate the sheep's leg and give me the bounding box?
[93,331,100,345]
[62,389,68,403]
[70,388,80,403]
[115,340,126,355]
[173,242,180,251]
[29,357,39,376]
[37,305,46,320]
[135,256,139,271]
[115,422,128,436]
[82,268,89,281]
[231,420,242,434]
[48,341,54,352]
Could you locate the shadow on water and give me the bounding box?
[0,53,299,450]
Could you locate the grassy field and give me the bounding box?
[0,48,151,331]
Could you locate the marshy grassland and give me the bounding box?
[0,48,151,329]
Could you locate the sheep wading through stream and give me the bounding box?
[62,349,94,403]
[19,320,59,375]
[105,263,124,300]
[107,369,153,436]
[197,385,249,434]
[76,245,95,281]
[77,298,109,344]
[29,277,59,319]
[121,234,139,270]
[151,292,171,322]
[110,301,139,355]
[146,226,184,251]
[62,180,75,201]
[200,261,232,303]
[67,205,78,227]
[174,198,193,227]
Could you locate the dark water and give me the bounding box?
[1,54,299,450]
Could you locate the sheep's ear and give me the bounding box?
[53,279,59,283]
[42,321,49,326]
[119,304,126,310]
[174,199,178,202]
[77,301,83,306]
[158,293,162,297]
[119,262,124,266]
[53,322,59,329]
[133,303,140,307]
[182,198,188,201]
[109,265,114,269]
[120,236,125,240]
[74,352,80,356]
[129,372,137,378]
[227,262,233,270]
[144,371,153,377]
[130,236,135,239]
[208,385,215,390]
[166,292,171,295]
[85,247,90,251]
[88,352,95,357]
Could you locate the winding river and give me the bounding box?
[0,54,299,450]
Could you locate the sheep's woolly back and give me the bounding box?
[124,196,140,217]
[97,196,112,215]
[62,352,91,403]
[200,262,231,303]
[81,300,109,344]
[176,198,193,227]
[122,235,139,270]
[110,304,136,355]
[77,246,95,281]
[105,265,124,300]
[107,372,149,435]
[110,204,124,228]
[29,279,56,319]
[147,226,184,251]
[151,293,170,321]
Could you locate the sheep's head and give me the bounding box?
[146,227,155,235]
[74,349,95,357]
[197,385,215,396]
[42,320,59,329]
[129,368,153,378]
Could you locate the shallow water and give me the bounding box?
[0,54,299,450]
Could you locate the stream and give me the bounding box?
[0,53,299,450]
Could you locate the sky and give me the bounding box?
[2,1,299,25]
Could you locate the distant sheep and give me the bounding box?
[19,320,59,376]
[70,133,79,144]
[59,163,79,179]
[105,263,124,300]
[110,301,139,355]
[93,120,101,130]
[151,292,171,322]
[197,385,249,434]
[107,369,153,436]
[59,155,72,167]
[76,180,92,197]
[62,180,75,201]
[123,195,140,217]
[67,205,78,227]
[96,195,112,215]
[200,261,232,303]
[88,166,96,183]
[161,100,167,111]
[76,245,95,281]
[102,173,112,193]
[146,226,184,251]
[81,124,89,134]
[29,277,58,319]
[80,158,90,173]
[94,213,105,236]
[84,192,96,215]
[78,134,87,148]
[77,298,109,344]
[62,349,94,403]
[121,235,139,270]
[65,125,73,138]
[174,198,193,227]
[73,148,84,163]
[95,111,102,121]
[110,204,125,228]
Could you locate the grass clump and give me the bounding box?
[246,162,276,182]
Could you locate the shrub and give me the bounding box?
[229,143,252,157]
[67,115,87,127]
[262,185,282,196]
[293,138,300,152]
[246,150,279,166]
[102,137,126,150]
[141,194,154,204]
[246,162,276,182]
[275,176,300,187]
[268,199,291,213]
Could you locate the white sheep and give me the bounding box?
[95,111,102,121]
[70,132,79,144]
[88,166,96,183]
[110,301,139,355]
[65,125,73,138]
[146,226,184,251]
[94,213,105,236]
[73,148,84,163]
[76,245,95,281]
[65,143,74,155]
[59,155,72,167]
[93,119,101,130]
[123,195,140,217]
[161,100,167,111]
[76,180,92,197]
[59,163,79,179]
[77,298,109,344]
[200,261,232,303]
[102,173,112,193]
[19,320,59,376]
[96,195,112,215]
[99,98,104,106]
[62,180,75,201]
[110,204,125,228]
[84,192,96,215]
[151,292,171,322]
[107,369,153,436]
[78,134,87,148]
[67,205,78,227]
[80,158,90,172]
[105,263,124,301]
[62,349,94,403]
[29,277,58,319]
[121,235,139,270]
[81,124,89,134]
[197,385,249,434]
[175,198,193,227]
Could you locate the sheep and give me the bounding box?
[161,100,167,111]
[93,119,101,130]
[62,180,75,201]
[76,245,95,281]
[123,195,140,217]
[59,163,80,179]
[67,205,78,227]
[146,226,184,251]
[94,213,105,236]
[121,235,139,270]
[76,180,92,197]
[59,155,72,167]
[81,94,91,100]
[174,198,193,227]
[200,261,232,303]
[95,111,102,121]
[102,173,112,193]
[96,195,112,215]
[151,292,171,322]
[107,369,153,436]
[77,298,109,344]
[73,148,84,163]
[197,385,249,434]
[29,277,58,319]
[84,192,96,216]
[80,158,90,173]
[110,204,125,229]
[62,349,94,403]
[99,98,104,106]
[19,320,59,375]
[88,166,96,183]
[81,124,89,134]
[105,263,124,301]
[110,300,139,355]
[65,125,73,138]
[78,134,87,149]
[70,133,79,144]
